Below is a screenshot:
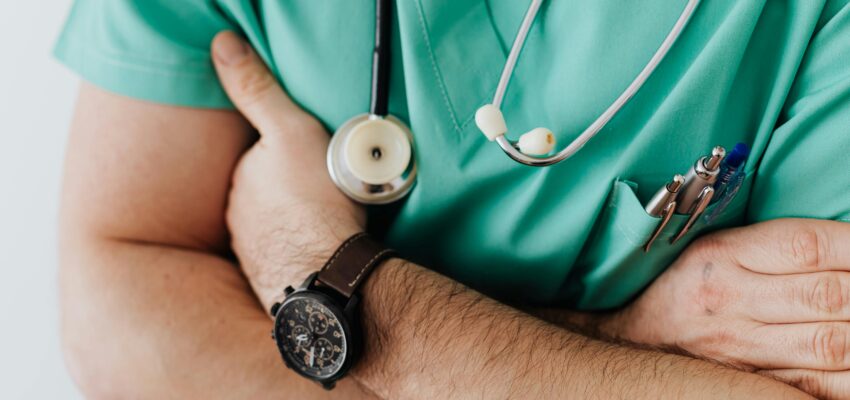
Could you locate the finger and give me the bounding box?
[745,322,850,371]
[741,270,850,323]
[211,31,312,137]
[761,369,850,400]
[707,218,850,274]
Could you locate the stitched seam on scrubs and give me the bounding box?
[458,101,489,130]
[90,47,213,69]
[69,41,216,78]
[414,0,462,133]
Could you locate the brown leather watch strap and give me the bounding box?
[316,233,395,299]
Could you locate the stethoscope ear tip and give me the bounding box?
[517,127,556,156]
[475,104,556,157]
[475,104,507,141]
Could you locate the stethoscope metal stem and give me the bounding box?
[496,136,562,167]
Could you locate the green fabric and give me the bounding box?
[56,0,850,309]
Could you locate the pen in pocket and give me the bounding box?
[676,146,725,214]
[643,174,685,252]
[712,142,750,201]
[704,143,751,224]
[642,143,748,251]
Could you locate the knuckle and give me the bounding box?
[235,67,278,106]
[804,274,847,314]
[811,324,849,368]
[788,227,826,270]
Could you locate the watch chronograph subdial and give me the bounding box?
[315,338,334,361]
[308,311,330,334]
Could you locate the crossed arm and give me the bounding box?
[58,85,361,399]
[58,42,814,399]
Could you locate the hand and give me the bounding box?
[595,218,850,399]
[211,31,365,310]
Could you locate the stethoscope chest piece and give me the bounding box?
[327,114,416,204]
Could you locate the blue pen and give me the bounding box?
[712,142,750,200]
[704,143,750,224]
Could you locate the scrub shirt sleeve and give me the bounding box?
[749,0,850,223]
[54,0,236,108]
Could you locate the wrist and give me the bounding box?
[534,308,623,340]
[267,233,396,390]
[351,257,418,398]
[240,204,364,310]
[274,202,364,263]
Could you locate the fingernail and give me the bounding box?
[214,32,248,65]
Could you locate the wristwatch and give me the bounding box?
[270,233,395,390]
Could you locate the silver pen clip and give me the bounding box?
[643,175,685,252]
[644,200,677,252]
[671,185,715,244]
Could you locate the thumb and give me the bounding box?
[211,31,312,137]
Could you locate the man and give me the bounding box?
[57,1,850,398]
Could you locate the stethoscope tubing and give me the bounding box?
[370,0,392,117]
[493,0,702,167]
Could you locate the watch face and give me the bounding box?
[275,293,348,380]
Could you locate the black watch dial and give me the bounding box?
[275,294,348,379]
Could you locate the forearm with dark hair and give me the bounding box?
[350,260,810,399]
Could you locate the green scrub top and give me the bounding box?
[55,0,850,310]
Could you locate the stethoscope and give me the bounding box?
[328,0,701,204]
[327,0,416,204]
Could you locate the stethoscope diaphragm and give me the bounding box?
[327,114,416,204]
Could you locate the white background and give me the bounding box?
[0,0,84,398]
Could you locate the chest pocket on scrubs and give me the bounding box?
[566,172,755,310]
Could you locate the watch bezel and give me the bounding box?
[272,287,361,388]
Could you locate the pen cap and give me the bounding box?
[645,175,685,217]
[724,143,751,168]
[676,151,724,214]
